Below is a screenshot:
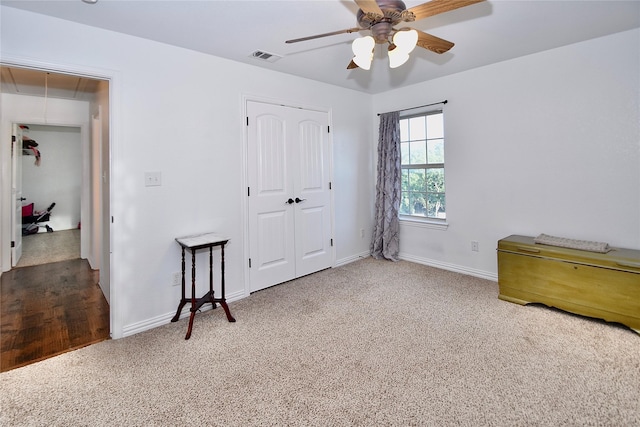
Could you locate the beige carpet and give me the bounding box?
[16,229,80,267]
[1,258,638,426]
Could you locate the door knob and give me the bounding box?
[295,197,306,203]
[285,198,295,205]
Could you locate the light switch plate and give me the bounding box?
[145,171,161,187]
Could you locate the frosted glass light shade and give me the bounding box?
[388,49,410,68]
[352,36,375,70]
[352,36,375,56]
[392,29,418,54]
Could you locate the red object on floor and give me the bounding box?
[22,203,34,217]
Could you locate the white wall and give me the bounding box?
[21,125,82,231]
[0,6,374,338]
[373,29,640,279]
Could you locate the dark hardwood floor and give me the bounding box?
[1,258,110,372]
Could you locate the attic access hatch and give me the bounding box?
[249,50,282,63]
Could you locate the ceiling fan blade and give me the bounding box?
[408,0,485,21]
[347,59,359,70]
[415,29,455,54]
[286,27,362,44]
[354,0,383,16]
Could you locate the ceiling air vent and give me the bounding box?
[250,50,282,63]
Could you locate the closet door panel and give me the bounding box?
[293,114,332,277]
[248,105,295,292]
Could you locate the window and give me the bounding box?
[399,110,446,221]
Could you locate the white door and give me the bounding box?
[247,101,332,292]
[11,123,24,266]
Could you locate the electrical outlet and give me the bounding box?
[172,272,182,286]
[471,241,479,252]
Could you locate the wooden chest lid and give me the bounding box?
[498,235,640,274]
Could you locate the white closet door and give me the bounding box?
[248,103,296,291]
[292,117,332,278]
[247,101,332,292]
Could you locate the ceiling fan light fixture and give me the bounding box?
[387,29,418,68]
[392,29,418,54]
[286,0,483,72]
[353,54,373,70]
[388,49,410,68]
[352,36,375,70]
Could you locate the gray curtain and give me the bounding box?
[370,111,401,261]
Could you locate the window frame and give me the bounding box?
[398,108,448,229]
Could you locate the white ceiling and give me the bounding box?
[1,0,639,96]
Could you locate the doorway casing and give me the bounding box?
[0,55,122,338]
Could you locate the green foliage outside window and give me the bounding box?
[399,112,446,219]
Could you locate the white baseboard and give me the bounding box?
[398,253,498,282]
[335,251,370,267]
[122,289,246,338]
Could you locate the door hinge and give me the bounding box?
[12,135,16,142]
[246,117,249,126]
[327,125,330,133]
[329,182,332,190]
[111,216,114,223]
[247,187,250,197]
[248,258,252,268]
[330,238,333,247]
[11,241,15,248]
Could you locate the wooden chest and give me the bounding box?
[497,235,640,333]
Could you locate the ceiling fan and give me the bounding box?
[285,0,485,70]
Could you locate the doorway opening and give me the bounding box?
[17,124,81,267]
[1,65,111,371]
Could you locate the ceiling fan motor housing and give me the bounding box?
[357,0,414,43]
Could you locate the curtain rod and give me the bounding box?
[377,100,448,116]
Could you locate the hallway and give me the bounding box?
[0,258,109,372]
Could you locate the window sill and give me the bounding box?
[399,217,448,231]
